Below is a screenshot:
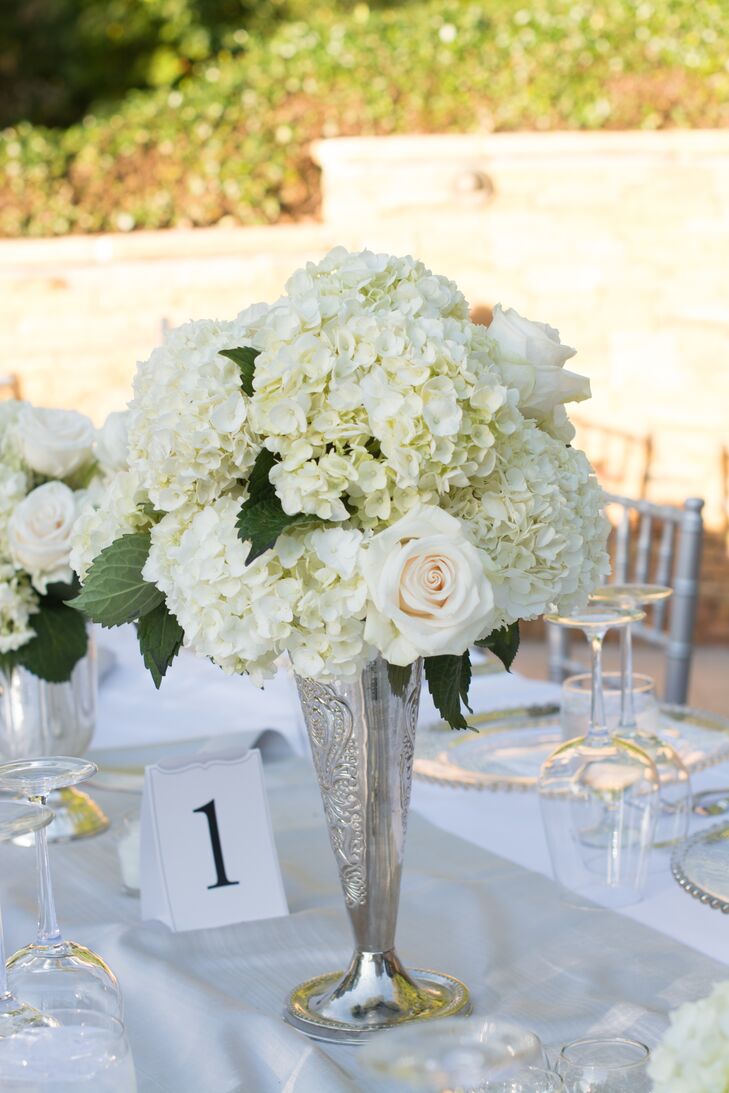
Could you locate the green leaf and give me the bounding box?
[0,650,18,679]
[236,496,312,564]
[219,346,260,396]
[43,575,81,603]
[424,651,473,730]
[137,601,184,689]
[71,532,163,627]
[475,622,520,672]
[386,661,412,697]
[245,447,277,505]
[14,603,88,683]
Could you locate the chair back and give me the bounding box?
[0,373,21,400]
[548,493,705,704]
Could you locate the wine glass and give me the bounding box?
[0,800,56,1036]
[590,584,691,848]
[538,606,660,908]
[556,1037,651,1092]
[0,758,123,1017]
[361,1016,549,1091]
[561,673,658,741]
[0,1009,136,1091]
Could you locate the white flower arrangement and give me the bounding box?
[0,400,126,681]
[71,247,609,722]
[650,981,729,1092]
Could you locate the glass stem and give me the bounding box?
[0,907,9,1001]
[30,795,62,946]
[619,624,636,729]
[588,631,609,743]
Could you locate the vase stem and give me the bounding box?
[285,655,469,1043]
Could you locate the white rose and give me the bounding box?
[488,304,590,419]
[8,481,77,592]
[19,406,95,479]
[361,503,496,665]
[96,410,129,471]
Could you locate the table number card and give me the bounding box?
[140,748,289,932]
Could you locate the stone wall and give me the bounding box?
[3,130,728,636]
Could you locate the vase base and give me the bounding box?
[13,788,109,845]
[285,965,471,1044]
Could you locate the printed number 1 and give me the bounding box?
[193,799,240,890]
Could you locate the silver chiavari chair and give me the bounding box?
[548,493,705,704]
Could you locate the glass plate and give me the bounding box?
[672,822,729,913]
[414,703,729,792]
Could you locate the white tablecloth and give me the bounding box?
[93,626,729,968]
[1,626,727,1092]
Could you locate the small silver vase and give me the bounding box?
[0,642,108,841]
[285,655,469,1043]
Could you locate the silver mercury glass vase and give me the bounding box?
[0,640,108,841]
[285,655,470,1043]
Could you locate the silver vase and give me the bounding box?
[285,655,469,1043]
[0,642,108,841]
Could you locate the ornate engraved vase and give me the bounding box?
[285,655,469,1043]
[0,641,108,841]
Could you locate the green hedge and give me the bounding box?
[2,0,728,237]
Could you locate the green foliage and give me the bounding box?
[236,446,314,562]
[13,603,89,684]
[475,622,520,672]
[0,0,303,129]
[236,495,312,563]
[219,346,260,396]
[424,650,473,731]
[137,602,184,688]
[2,0,728,237]
[386,662,413,698]
[72,533,164,626]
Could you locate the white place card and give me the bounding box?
[140,748,289,932]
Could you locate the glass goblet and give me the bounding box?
[0,801,55,1036]
[0,1009,136,1091]
[0,758,122,1018]
[556,1037,651,1092]
[561,673,658,741]
[590,583,690,848]
[361,1016,548,1091]
[539,606,660,908]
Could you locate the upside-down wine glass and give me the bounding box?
[556,1037,651,1092]
[0,758,122,1017]
[590,584,690,848]
[0,800,56,1035]
[538,605,660,908]
[361,1016,552,1092]
[0,1009,136,1092]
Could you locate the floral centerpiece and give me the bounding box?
[71,247,608,723]
[0,401,124,682]
[650,980,729,1092]
[70,247,609,1038]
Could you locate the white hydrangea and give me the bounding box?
[250,249,522,528]
[143,494,370,684]
[70,469,153,580]
[0,564,38,654]
[446,423,610,629]
[127,308,268,513]
[650,980,729,1092]
[72,247,609,686]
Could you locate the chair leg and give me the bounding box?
[665,498,704,705]
[547,622,569,684]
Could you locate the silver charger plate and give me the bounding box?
[414,703,729,792]
[672,822,729,913]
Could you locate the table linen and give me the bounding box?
[1,625,728,1091]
